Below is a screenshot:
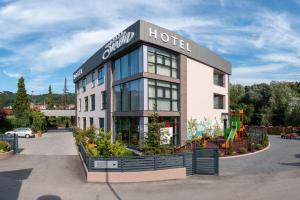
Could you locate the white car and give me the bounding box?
[5,128,34,138]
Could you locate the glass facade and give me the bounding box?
[113,48,140,81]
[98,67,104,85]
[113,79,142,112]
[148,47,178,78]
[148,79,179,111]
[115,117,140,145]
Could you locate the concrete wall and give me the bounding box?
[186,58,229,139]
[76,65,107,131]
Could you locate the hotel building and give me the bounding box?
[73,20,231,146]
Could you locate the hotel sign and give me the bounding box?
[102,31,135,60]
[148,27,191,53]
[73,68,82,80]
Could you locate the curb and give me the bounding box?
[220,142,271,159]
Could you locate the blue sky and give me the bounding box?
[0,0,300,94]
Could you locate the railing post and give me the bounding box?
[216,148,219,176]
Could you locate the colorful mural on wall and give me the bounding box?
[187,117,223,140]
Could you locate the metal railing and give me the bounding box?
[79,144,219,176]
[0,134,19,153]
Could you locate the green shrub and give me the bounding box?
[0,141,11,152]
[73,128,87,146]
[85,127,96,143]
[31,111,47,132]
[86,145,99,156]
[254,144,263,150]
[238,147,248,154]
[262,133,269,147]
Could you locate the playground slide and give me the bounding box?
[227,121,238,143]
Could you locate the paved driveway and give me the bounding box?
[18,128,77,155]
[0,134,299,200]
[220,135,300,176]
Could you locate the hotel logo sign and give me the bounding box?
[73,68,83,80]
[102,31,135,60]
[148,27,191,53]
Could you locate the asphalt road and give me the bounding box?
[0,132,299,200]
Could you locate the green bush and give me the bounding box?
[238,147,248,154]
[31,111,47,132]
[0,141,11,152]
[254,144,263,150]
[0,116,16,133]
[86,145,99,156]
[262,133,269,147]
[73,128,87,146]
[85,127,96,143]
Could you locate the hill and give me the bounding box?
[0,91,76,108]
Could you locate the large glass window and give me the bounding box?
[90,94,95,111]
[214,94,225,109]
[82,78,86,92]
[214,70,225,87]
[147,47,178,78]
[113,49,140,81]
[92,72,96,87]
[115,117,139,145]
[98,67,104,85]
[113,79,142,112]
[148,79,179,111]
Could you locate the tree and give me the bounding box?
[12,77,31,127]
[31,111,47,132]
[47,85,54,109]
[269,82,293,126]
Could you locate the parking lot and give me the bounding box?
[0,132,299,200]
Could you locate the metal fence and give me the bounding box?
[0,134,19,153]
[246,126,267,144]
[193,148,219,175]
[79,144,218,176]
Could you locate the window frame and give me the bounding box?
[148,79,179,111]
[101,91,107,110]
[147,47,179,79]
[90,94,95,111]
[98,67,104,85]
[213,70,225,87]
[213,93,225,109]
[84,96,88,111]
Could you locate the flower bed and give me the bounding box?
[0,140,14,159]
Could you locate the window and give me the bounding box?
[99,118,104,130]
[78,99,81,112]
[98,67,104,85]
[147,47,178,78]
[90,94,95,111]
[84,96,88,111]
[92,71,96,87]
[83,117,86,130]
[82,78,86,92]
[148,79,179,111]
[90,117,94,127]
[214,94,225,109]
[101,91,107,110]
[214,70,225,87]
[77,117,80,127]
[76,82,79,93]
[113,49,140,81]
[113,79,142,112]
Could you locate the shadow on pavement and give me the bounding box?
[37,195,62,200]
[279,153,300,168]
[0,168,32,200]
[106,171,122,200]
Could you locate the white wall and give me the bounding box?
[76,64,107,130]
[186,58,229,134]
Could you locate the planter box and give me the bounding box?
[0,150,14,160]
[34,133,43,138]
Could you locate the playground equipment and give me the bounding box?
[222,109,245,147]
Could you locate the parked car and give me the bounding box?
[5,128,34,138]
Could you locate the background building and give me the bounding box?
[73,20,231,145]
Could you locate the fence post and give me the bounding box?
[13,134,18,154]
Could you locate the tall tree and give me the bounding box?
[47,85,54,109]
[12,77,31,126]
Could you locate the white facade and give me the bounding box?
[76,65,107,131]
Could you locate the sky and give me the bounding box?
[0,0,300,94]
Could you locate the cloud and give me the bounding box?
[3,70,22,79]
